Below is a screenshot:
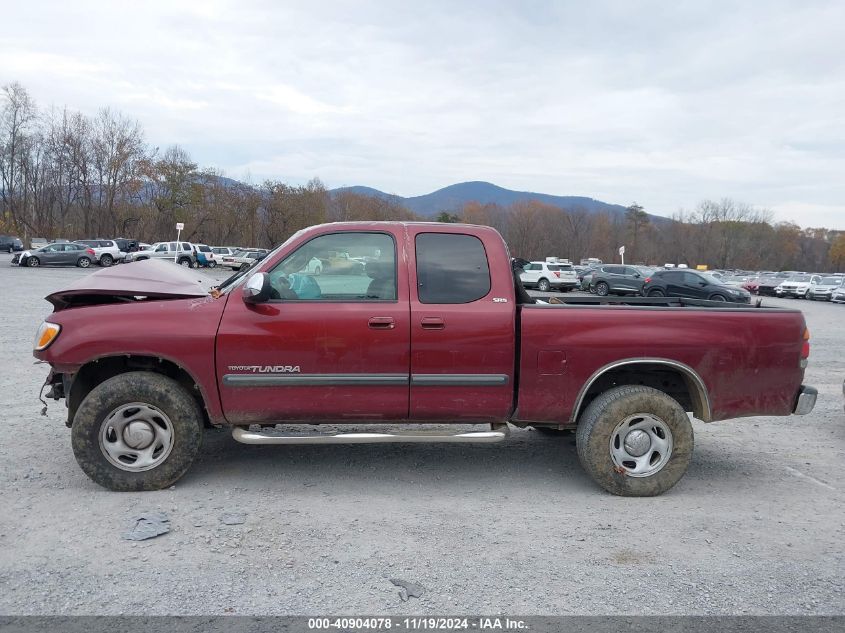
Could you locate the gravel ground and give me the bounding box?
[1,261,843,616]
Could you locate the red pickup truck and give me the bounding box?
[34,222,816,496]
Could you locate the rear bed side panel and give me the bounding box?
[516,305,806,423]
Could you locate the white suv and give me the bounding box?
[520,261,578,292]
[75,239,126,267]
[127,241,197,267]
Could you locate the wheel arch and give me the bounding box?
[67,354,213,428]
[570,358,712,424]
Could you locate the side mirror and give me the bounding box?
[242,272,273,304]
[633,273,640,278]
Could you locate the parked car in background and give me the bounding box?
[75,239,126,267]
[211,246,238,258]
[112,238,140,254]
[590,265,654,296]
[194,244,217,268]
[776,274,821,299]
[13,242,96,268]
[831,286,845,304]
[221,249,268,271]
[30,238,48,250]
[519,261,577,292]
[742,276,763,294]
[809,276,845,301]
[126,241,197,267]
[0,235,24,253]
[641,270,752,303]
[756,276,787,296]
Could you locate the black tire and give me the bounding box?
[537,278,551,292]
[208,261,217,269]
[576,385,694,497]
[178,257,192,267]
[595,282,610,296]
[27,256,40,267]
[99,254,113,267]
[71,372,203,491]
[648,288,665,297]
[77,257,91,268]
[708,293,727,302]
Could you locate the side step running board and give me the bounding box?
[232,424,509,445]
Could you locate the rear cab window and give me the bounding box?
[415,233,491,304]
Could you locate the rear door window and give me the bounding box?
[415,233,491,304]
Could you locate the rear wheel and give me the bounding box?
[647,288,665,297]
[77,257,91,268]
[178,257,191,267]
[595,282,610,296]
[71,372,203,491]
[576,385,693,496]
[208,261,217,268]
[537,278,551,292]
[99,254,113,267]
[708,293,727,302]
[27,256,40,267]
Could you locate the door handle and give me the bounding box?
[420,317,445,330]
[368,316,395,330]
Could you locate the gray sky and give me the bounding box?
[2,0,844,228]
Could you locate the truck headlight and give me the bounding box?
[34,322,61,351]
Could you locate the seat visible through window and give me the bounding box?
[365,261,395,299]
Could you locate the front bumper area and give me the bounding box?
[793,385,817,415]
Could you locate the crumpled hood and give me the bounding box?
[46,259,210,310]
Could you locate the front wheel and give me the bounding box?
[708,293,727,302]
[595,282,609,296]
[99,254,113,267]
[71,372,203,491]
[77,257,91,268]
[576,385,693,496]
[647,288,665,297]
[27,256,40,267]
[207,261,217,269]
[537,278,551,292]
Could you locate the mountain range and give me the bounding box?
[329,181,647,219]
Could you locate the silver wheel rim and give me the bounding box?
[609,413,673,477]
[597,284,608,296]
[99,402,175,472]
[79,258,89,267]
[711,294,725,302]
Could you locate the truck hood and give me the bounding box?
[46,259,211,310]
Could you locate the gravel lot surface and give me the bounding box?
[1,260,843,615]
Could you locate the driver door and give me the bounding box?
[216,229,410,424]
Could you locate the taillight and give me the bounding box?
[801,327,810,359]
[554,271,560,278]
[86,248,95,256]
[644,277,652,283]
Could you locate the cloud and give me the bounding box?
[1,0,843,228]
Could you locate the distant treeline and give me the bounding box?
[2,81,843,271]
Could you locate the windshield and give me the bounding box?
[789,275,812,282]
[820,277,841,285]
